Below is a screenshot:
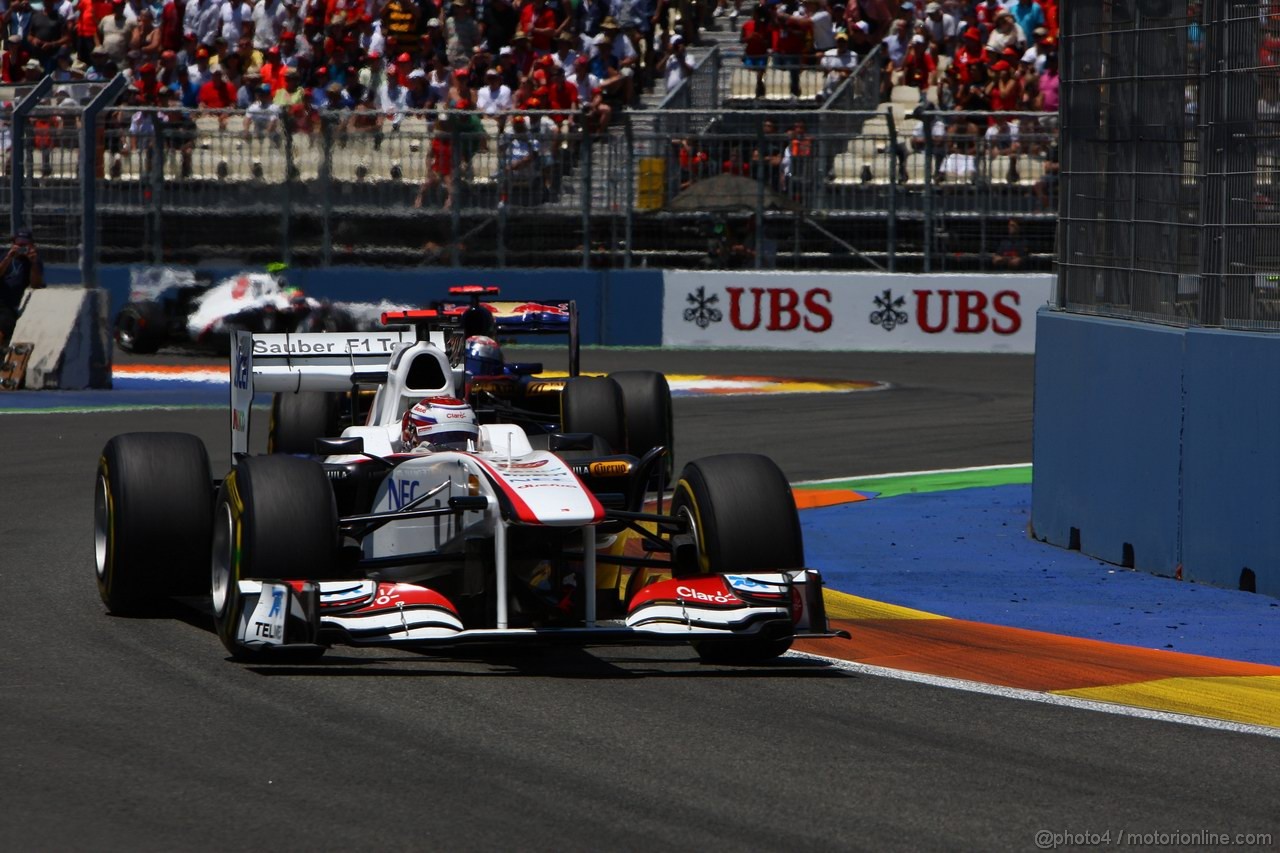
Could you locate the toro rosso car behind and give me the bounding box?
[93,325,845,663]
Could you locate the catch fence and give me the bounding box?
[3,80,1057,277]
[1058,0,1280,331]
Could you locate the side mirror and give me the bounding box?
[315,436,365,455]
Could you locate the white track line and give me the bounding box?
[794,462,1030,486]
[788,651,1280,739]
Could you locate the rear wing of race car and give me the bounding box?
[434,286,580,377]
[229,329,443,457]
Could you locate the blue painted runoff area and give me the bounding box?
[807,484,1280,666]
[46,265,666,347]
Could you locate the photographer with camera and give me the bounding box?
[0,228,45,347]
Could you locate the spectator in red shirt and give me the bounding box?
[899,33,936,99]
[259,45,286,90]
[721,145,751,177]
[988,58,1021,113]
[415,112,455,210]
[519,0,558,55]
[134,61,162,102]
[739,4,772,99]
[772,5,805,99]
[535,61,576,153]
[198,64,236,108]
[76,0,104,61]
[953,26,988,84]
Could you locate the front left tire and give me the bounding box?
[669,453,804,663]
[211,454,339,659]
[95,432,213,615]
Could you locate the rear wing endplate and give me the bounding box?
[230,330,441,457]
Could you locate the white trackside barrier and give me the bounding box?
[12,286,113,389]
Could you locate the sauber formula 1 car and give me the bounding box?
[114,266,358,355]
[94,323,845,663]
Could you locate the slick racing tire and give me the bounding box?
[95,432,214,616]
[610,370,674,482]
[561,376,626,455]
[268,391,342,454]
[211,455,340,660]
[114,301,166,354]
[671,453,804,664]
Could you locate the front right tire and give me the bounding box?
[669,453,804,663]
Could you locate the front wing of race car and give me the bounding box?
[226,571,846,653]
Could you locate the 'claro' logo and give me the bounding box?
[676,585,742,605]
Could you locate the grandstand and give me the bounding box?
[0,0,1060,271]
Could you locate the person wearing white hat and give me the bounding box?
[659,32,691,93]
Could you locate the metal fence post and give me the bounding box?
[754,122,765,270]
[281,124,294,266]
[623,122,633,268]
[149,117,164,263]
[320,114,334,267]
[450,117,461,267]
[885,105,898,272]
[10,76,54,236]
[581,132,592,270]
[923,114,935,273]
[79,75,128,289]
[710,47,721,110]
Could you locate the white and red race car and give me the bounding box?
[93,324,845,663]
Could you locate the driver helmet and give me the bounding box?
[401,396,480,452]
[464,335,503,377]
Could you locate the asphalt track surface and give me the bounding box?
[4,349,1279,852]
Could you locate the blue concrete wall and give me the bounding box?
[48,264,665,347]
[1034,310,1280,598]
[1031,310,1184,574]
[1181,329,1280,597]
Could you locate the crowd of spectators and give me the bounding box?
[0,0,699,200]
[730,0,1059,194]
[0,0,1061,205]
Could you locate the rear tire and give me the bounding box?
[95,432,213,615]
[211,455,340,660]
[114,302,166,354]
[610,370,674,480]
[669,453,803,664]
[269,391,342,454]
[561,376,625,454]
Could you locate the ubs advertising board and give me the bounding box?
[662,272,1053,353]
